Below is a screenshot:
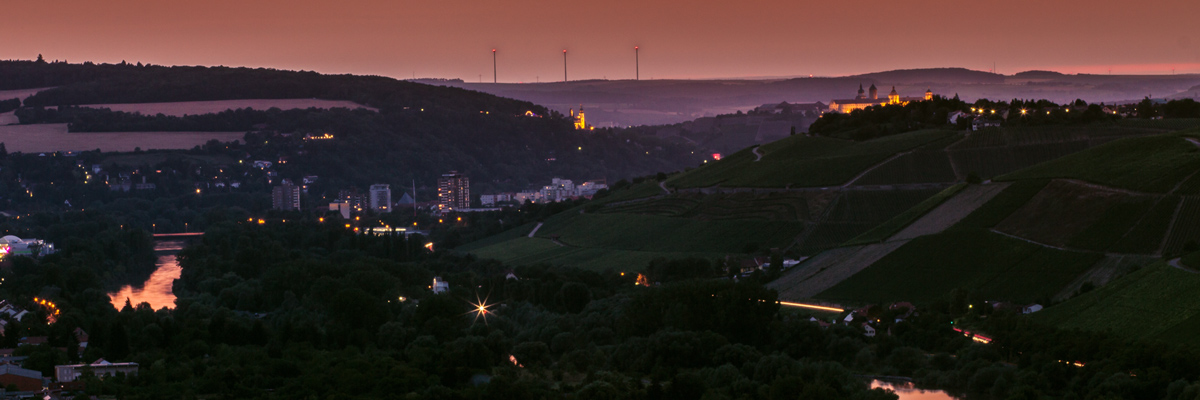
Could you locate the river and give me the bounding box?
[107,240,184,310]
[871,380,959,400]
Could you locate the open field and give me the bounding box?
[0,123,245,153]
[998,132,1200,193]
[1033,263,1200,348]
[0,111,16,125]
[816,230,1102,303]
[80,98,377,116]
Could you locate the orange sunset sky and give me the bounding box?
[5,0,1200,81]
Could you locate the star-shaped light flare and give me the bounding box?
[466,293,496,326]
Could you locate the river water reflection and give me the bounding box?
[871,380,960,400]
[107,240,184,310]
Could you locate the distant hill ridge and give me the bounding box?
[0,60,542,116]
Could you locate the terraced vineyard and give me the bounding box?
[1033,263,1200,348]
[853,150,958,185]
[1164,196,1200,256]
[795,187,946,254]
[948,142,1090,179]
[468,237,729,271]
[845,184,967,245]
[598,192,821,222]
[817,230,1102,303]
[666,129,956,189]
[599,197,701,217]
[993,180,1157,250]
[999,132,1200,193]
[535,213,806,254]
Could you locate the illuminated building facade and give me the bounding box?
[271,183,301,211]
[370,184,392,213]
[0,235,54,258]
[828,84,933,113]
[438,171,470,211]
[336,189,367,214]
[569,105,591,130]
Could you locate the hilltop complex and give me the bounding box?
[829,84,933,113]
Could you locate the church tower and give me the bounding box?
[856,84,865,100]
[888,86,900,104]
[573,104,587,130]
[869,84,878,100]
[925,89,933,101]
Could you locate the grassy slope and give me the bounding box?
[1033,263,1200,348]
[817,230,1102,304]
[998,131,1200,193]
[843,183,966,245]
[1184,251,1200,268]
[666,129,956,189]
[467,237,728,272]
[536,212,804,253]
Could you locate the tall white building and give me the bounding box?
[370,184,392,213]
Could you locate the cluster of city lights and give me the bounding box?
[32,296,61,324]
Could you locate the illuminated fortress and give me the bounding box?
[829,84,933,113]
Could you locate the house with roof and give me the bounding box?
[0,363,43,391]
[861,323,876,337]
[55,359,139,383]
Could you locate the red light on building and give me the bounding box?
[712,153,722,160]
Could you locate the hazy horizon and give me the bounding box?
[5,0,1199,83]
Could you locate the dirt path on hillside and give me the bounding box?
[988,228,1148,258]
[841,151,911,188]
[527,222,544,238]
[1167,257,1198,273]
[658,181,671,195]
[768,241,910,301]
[1052,254,1159,301]
[1158,198,1187,255]
[890,183,1010,241]
[752,146,764,161]
[1186,138,1200,148]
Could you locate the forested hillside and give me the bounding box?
[0,60,704,194]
